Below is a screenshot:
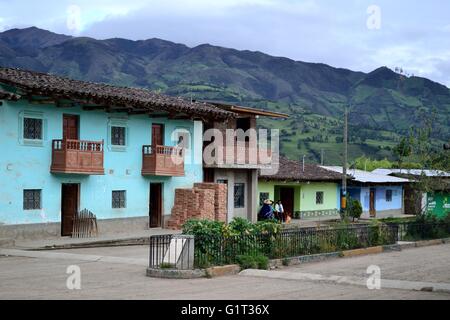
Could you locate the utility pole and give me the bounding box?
[321,149,324,166]
[341,107,348,216]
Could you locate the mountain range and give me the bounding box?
[1,27,449,164]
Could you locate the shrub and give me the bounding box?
[336,228,360,250]
[228,217,254,235]
[347,197,363,222]
[236,254,269,270]
[318,238,337,253]
[254,255,269,270]
[236,255,258,270]
[182,219,225,238]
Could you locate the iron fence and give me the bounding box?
[148,222,450,270]
[386,222,450,242]
[192,224,398,268]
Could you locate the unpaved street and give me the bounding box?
[1,244,450,300]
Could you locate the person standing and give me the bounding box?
[258,199,275,221]
[274,200,285,223]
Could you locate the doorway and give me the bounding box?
[280,187,294,218]
[150,183,163,228]
[152,124,164,146]
[369,188,376,218]
[61,184,79,236]
[63,114,79,140]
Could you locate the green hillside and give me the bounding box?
[1,27,449,164]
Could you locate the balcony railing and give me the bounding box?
[142,145,185,176]
[51,139,104,175]
[204,142,272,168]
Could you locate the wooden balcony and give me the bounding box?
[203,142,273,168]
[142,145,185,177]
[51,139,104,175]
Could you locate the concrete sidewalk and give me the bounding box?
[9,228,180,250]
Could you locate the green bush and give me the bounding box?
[236,254,269,270]
[184,218,280,267]
[404,213,450,240]
[254,255,269,270]
[236,255,257,269]
[347,197,363,222]
[336,228,360,250]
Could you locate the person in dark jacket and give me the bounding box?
[258,199,274,221]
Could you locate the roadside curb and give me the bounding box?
[26,237,151,251]
[146,267,206,279]
[205,265,241,278]
[0,238,15,248]
[147,238,450,279]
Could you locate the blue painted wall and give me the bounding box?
[347,185,403,217]
[0,99,203,225]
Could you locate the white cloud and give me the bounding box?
[1,0,450,86]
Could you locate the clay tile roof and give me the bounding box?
[0,67,234,120]
[0,88,21,101]
[260,157,345,182]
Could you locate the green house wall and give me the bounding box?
[257,181,339,217]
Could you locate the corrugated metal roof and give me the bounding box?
[372,168,450,177]
[321,166,410,183]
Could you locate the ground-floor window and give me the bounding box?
[386,189,393,202]
[316,191,324,205]
[234,183,245,208]
[112,190,126,208]
[259,192,270,205]
[23,189,41,210]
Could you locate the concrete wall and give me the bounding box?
[213,168,257,222]
[0,99,203,226]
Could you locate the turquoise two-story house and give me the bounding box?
[0,67,233,238]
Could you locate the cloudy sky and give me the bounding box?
[1,0,449,86]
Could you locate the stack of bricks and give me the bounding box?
[166,183,228,230]
[194,183,227,222]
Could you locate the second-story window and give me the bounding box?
[111,126,126,146]
[23,117,43,140]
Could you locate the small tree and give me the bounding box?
[393,137,412,170]
[347,197,363,222]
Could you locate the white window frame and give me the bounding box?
[18,111,46,147]
[107,118,128,152]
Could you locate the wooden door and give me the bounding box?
[63,115,79,140]
[203,168,215,183]
[280,188,294,217]
[150,183,163,228]
[369,188,376,218]
[61,184,79,236]
[152,124,164,146]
